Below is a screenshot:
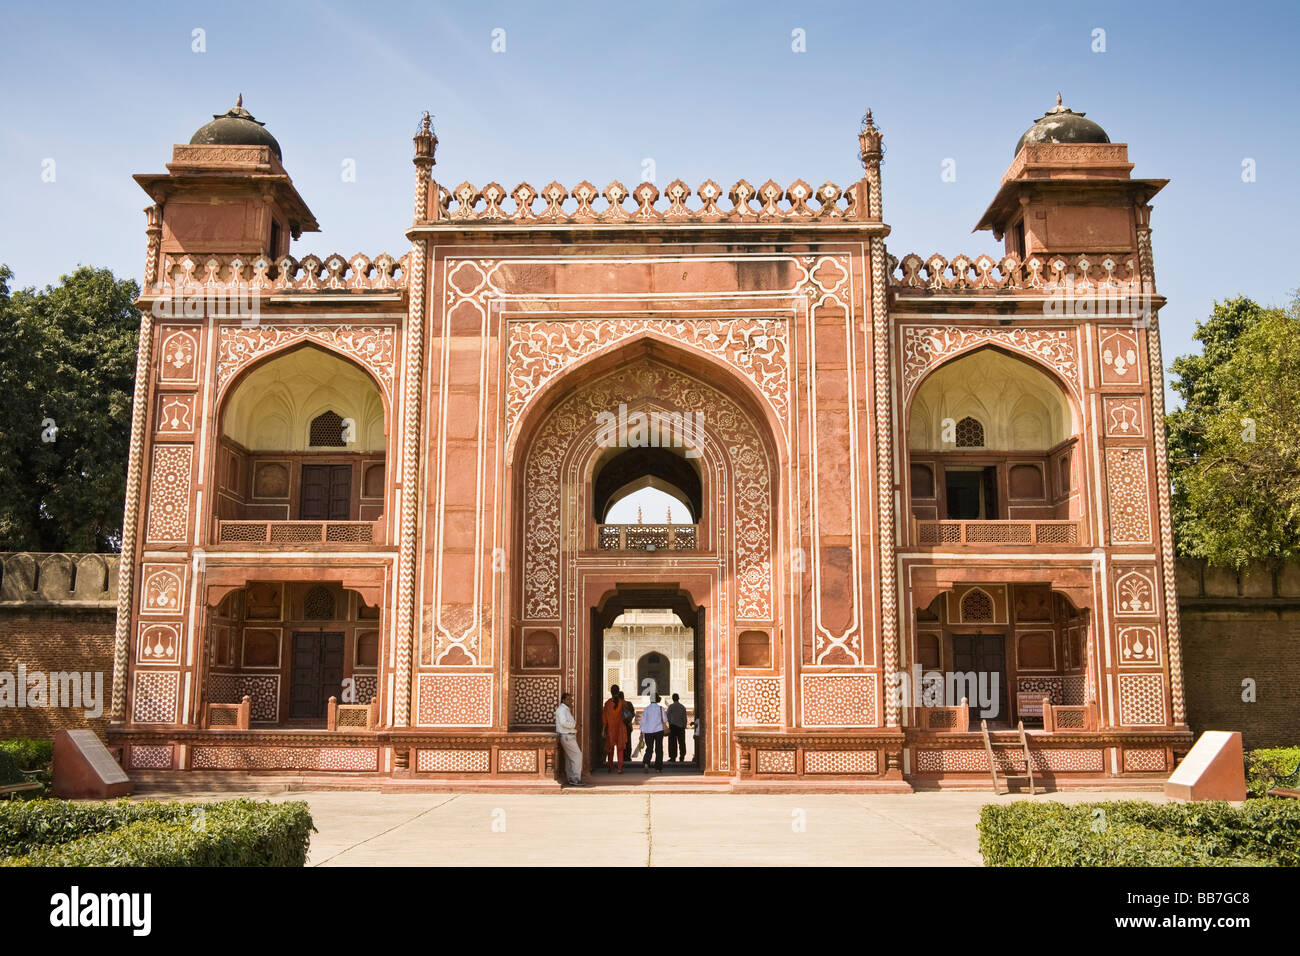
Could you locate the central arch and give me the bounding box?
[505,339,783,776]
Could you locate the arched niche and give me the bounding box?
[906,347,1081,524]
[214,344,389,527]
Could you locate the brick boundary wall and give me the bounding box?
[0,553,118,740]
[1176,558,1300,750]
[0,553,1295,749]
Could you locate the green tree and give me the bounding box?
[1167,293,1300,568]
[0,265,140,552]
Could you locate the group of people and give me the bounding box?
[553,686,700,786]
[600,685,694,773]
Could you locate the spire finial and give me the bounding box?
[858,106,883,169]
[236,93,243,108]
[1056,91,1062,107]
[412,110,437,166]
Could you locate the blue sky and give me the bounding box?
[2,0,1297,403]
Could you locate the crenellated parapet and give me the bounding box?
[0,553,120,606]
[145,251,407,297]
[421,177,869,225]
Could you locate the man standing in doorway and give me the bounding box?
[620,690,635,759]
[666,693,688,763]
[555,692,584,787]
[602,685,628,773]
[640,693,667,773]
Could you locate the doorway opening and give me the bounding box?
[588,587,704,776]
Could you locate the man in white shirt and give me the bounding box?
[639,693,667,772]
[554,692,584,786]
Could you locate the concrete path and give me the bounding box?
[173,789,1164,866]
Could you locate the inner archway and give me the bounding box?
[508,345,781,778]
[590,586,704,775]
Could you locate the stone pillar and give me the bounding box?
[860,110,900,728]
[392,115,436,727]
[111,288,157,719]
[1136,202,1186,726]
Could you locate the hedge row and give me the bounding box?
[0,799,314,867]
[979,799,1300,867]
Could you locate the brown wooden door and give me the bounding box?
[300,465,351,520]
[951,633,1008,726]
[289,631,345,720]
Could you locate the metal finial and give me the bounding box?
[421,111,431,134]
[1056,92,1062,107]
[237,93,243,108]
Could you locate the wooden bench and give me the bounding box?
[1,780,44,800]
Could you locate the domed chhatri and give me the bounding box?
[189,94,283,161]
[1014,93,1110,156]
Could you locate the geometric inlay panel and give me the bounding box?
[131,670,178,724]
[128,745,174,770]
[416,673,493,726]
[416,749,492,773]
[511,676,561,725]
[734,677,783,725]
[145,444,193,543]
[755,750,797,774]
[1123,748,1168,773]
[914,748,1104,773]
[800,674,877,727]
[1117,673,1166,726]
[1106,447,1152,544]
[497,749,539,773]
[804,750,878,774]
[190,747,379,771]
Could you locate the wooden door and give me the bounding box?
[951,633,1008,726]
[300,465,351,520]
[289,631,345,720]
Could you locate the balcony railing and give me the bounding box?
[216,520,377,545]
[915,519,1080,546]
[597,524,698,552]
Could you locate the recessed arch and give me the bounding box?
[908,346,1075,452]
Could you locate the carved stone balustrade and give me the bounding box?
[147,252,406,297]
[424,178,867,225]
[889,252,1146,294]
[597,524,699,552]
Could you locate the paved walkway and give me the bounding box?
[180,789,1167,866]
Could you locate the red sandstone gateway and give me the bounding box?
[109,96,1189,786]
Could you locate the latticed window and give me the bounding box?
[954,416,985,448]
[960,589,994,623]
[303,585,335,620]
[309,410,347,447]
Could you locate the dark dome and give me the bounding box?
[1014,94,1109,155]
[189,96,282,160]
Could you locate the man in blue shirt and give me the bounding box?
[640,693,667,772]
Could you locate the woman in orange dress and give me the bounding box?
[602,685,629,772]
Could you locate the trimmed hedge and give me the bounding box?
[979,799,1300,867]
[1246,747,1300,797]
[0,799,314,867]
